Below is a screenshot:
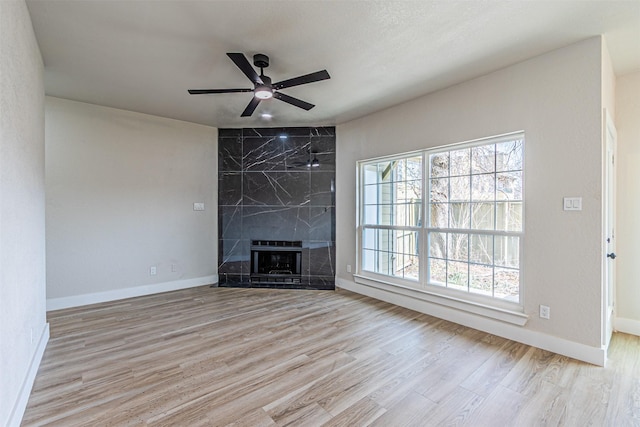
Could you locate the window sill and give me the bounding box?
[353,274,529,326]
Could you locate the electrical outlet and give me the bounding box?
[150,266,157,276]
[347,264,352,273]
[171,263,177,272]
[193,202,205,211]
[539,305,550,319]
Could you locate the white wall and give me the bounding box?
[615,71,640,335]
[336,37,608,364]
[0,1,48,425]
[45,97,218,309]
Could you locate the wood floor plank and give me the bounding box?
[224,408,277,427]
[416,386,484,426]
[267,401,332,427]
[20,286,640,426]
[461,385,527,426]
[511,379,569,426]
[500,346,558,396]
[560,373,610,426]
[460,339,530,397]
[369,391,437,427]
[320,397,386,427]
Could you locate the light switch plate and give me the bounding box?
[563,197,582,211]
[193,202,205,211]
[573,198,582,210]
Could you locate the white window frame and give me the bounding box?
[355,132,528,325]
[359,153,424,285]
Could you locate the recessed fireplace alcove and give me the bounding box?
[217,127,335,290]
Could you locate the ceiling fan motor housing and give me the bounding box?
[253,54,269,69]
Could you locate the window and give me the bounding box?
[427,136,523,302]
[361,155,423,281]
[358,133,524,305]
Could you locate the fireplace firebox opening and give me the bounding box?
[251,240,302,284]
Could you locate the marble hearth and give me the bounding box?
[217,126,336,290]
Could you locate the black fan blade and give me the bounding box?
[241,97,261,117]
[273,70,330,90]
[273,92,314,110]
[227,52,263,85]
[188,88,252,94]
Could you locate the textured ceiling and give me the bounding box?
[26,0,640,128]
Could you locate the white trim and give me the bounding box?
[353,273,528,325]
[614,317,640,337]
[46,275,218,311]
[337,277,606,366]
[8,323,50,427]
[602,107,617,349]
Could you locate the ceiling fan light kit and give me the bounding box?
[254,86,273,99]
[189,53,330,117]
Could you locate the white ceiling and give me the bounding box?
[26,0,640,129]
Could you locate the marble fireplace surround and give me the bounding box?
[217,126,336,290]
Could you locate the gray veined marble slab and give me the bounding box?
[242,206,311,242]
[310,173,335,206]
[218,172,242,206]
[219,205,242,239]
[218,136,243,171]
[218,126,336,290]
[243,171,310,206]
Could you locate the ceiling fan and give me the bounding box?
[188,53,330,117]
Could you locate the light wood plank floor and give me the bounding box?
[22,286,640,426]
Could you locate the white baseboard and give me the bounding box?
[47,275,218,311]
[8,322,50,427]
[336,277,606,366]
[615,317,640,337]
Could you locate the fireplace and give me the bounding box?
[251,240,302,284]
[218,127,336,290]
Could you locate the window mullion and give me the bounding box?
[421,152,427,286]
